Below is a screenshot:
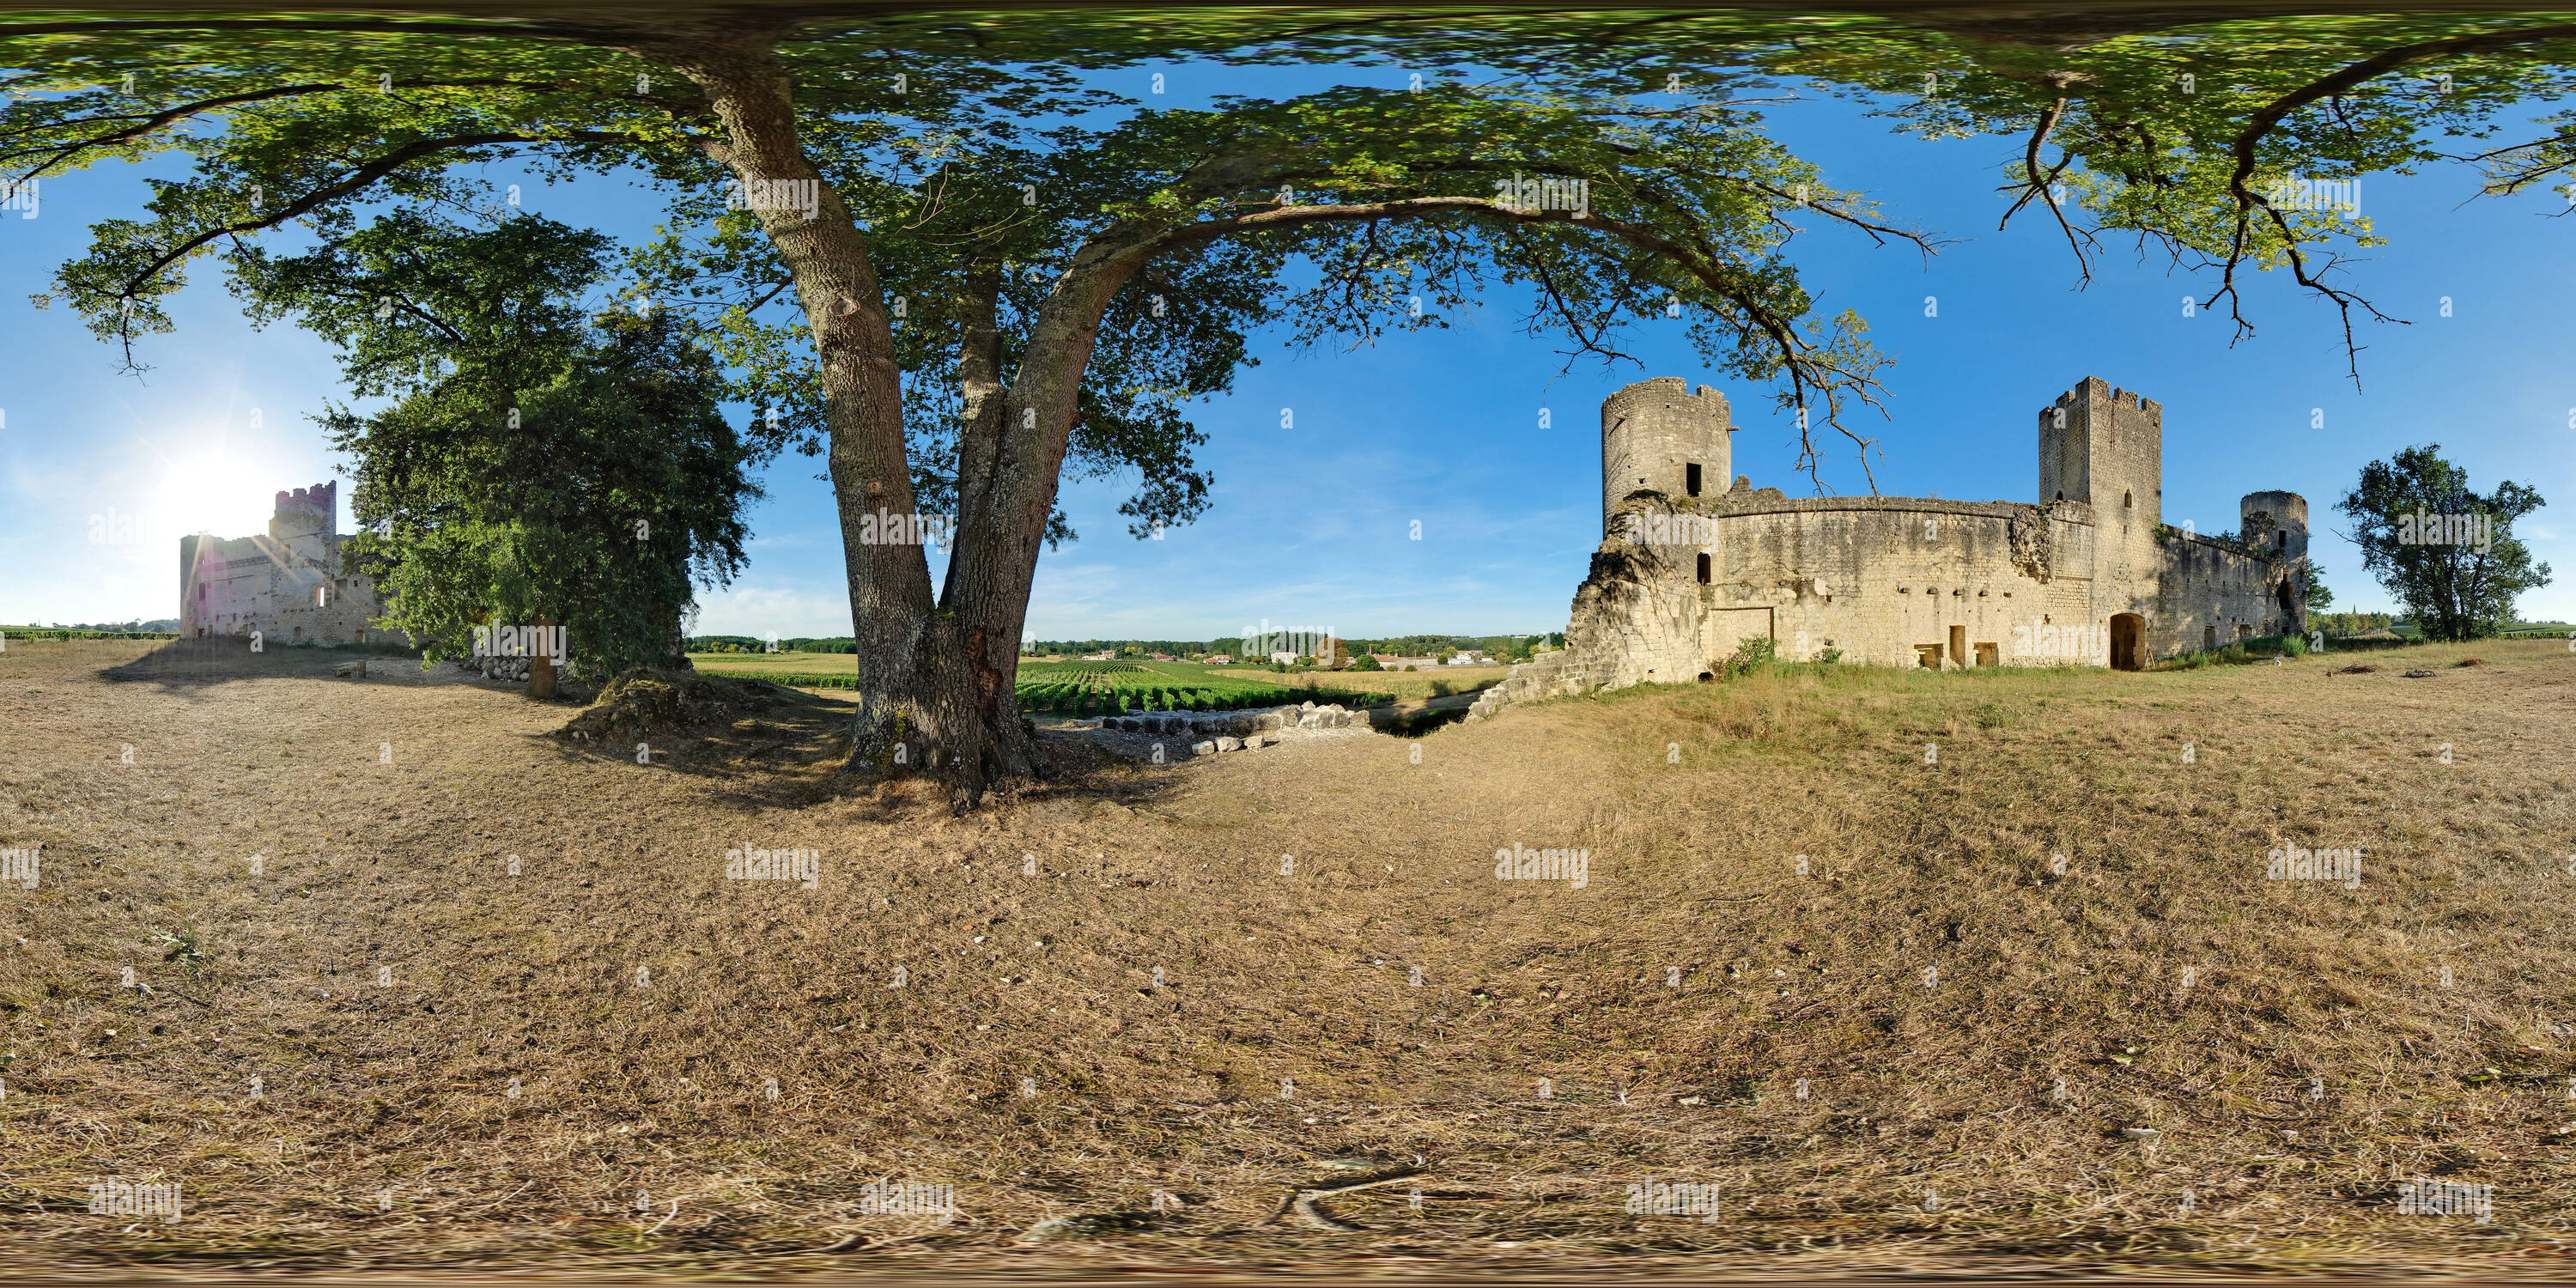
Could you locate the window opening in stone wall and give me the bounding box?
[1686,463,1702,497]
[1696,553,1711,584]
[2123,490,2132,507]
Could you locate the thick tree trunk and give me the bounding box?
[668,34,1054,809]
[526,614,556,699]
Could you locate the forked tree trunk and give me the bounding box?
[671,34,1064,810]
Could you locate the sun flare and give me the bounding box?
[149,447,308,539]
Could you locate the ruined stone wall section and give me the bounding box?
[2154,533,2305,653]
[1601,377,1729,525]
[1564,507,1718,689]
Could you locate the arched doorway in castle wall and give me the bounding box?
[2110,613,2145,671]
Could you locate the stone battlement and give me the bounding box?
[275,481,336,516]
[2055,375,2162,416]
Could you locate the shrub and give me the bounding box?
[1718,635,1778,679]
[1815,647,1842,665]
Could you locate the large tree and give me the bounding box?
[11,8,2576,805]
[2335,444,2549,641]
[228,211,762,690]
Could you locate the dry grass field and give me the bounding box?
[4,635,2576,1278]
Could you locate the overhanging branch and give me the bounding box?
[107,129,629,313]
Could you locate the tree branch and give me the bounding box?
[107,130,629,309]
[2197,28,2576,380]
[1155,197,1888,489]
[0,83,338,159]
[1995,97,2096,283]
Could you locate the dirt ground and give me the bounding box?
[5,635,2576,1279]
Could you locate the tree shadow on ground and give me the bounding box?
[530,676,1226,817]
[97,635,456,692]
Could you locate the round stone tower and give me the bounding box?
[2239,490,2308,559]
[1601,377,1730,532]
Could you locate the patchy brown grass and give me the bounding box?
[3,635,2575,1279]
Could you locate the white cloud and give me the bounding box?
[690,582,854,638]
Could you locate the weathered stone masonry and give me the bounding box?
[1473,375,2307,720]
[180,480,383,646]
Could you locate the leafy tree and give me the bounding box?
[2335,444,2550,641]
[2305,562,2335,611]
[1348,653,1383,671]
[232,214,762,686]
[333,310,758,687]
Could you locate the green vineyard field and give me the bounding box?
[701,659,1394,714]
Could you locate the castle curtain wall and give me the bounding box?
[1705,501,2104,669]
[2154,533,2306,653]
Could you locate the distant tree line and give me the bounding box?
[2310,611,2401,635]
[8,619,181,633]
[689,635,858,653]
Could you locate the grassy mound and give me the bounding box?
[556,665,789,744]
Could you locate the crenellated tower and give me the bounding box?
[270,481,337,542]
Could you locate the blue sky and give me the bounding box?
[3,61,2569,639]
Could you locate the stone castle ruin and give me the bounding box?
[1473,375,2308,720]
[180,480,383,646]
